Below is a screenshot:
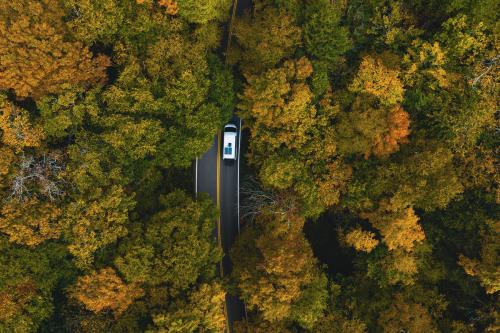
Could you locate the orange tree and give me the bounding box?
[0,0,110,100]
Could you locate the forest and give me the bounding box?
[0,0,498,332]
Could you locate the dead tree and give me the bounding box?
[240,176,297,222]
[8,152,65,202]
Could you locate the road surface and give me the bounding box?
[196,115,245,332]
[196,1,253,332]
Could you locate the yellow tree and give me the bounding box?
[239,57,350,217]
[230,210,326,324]
[0,198,64,247]
[65,185,135,268]
[378,293,437,333]
[69,268,144,316]
[0,0,110,100]
[341,227,379,253]
[337,55,410,159]
[239,57,317,155]
[0,279,46,333]
[372,106,411,157]
[0,96,44,151]
[148,282,226,333]
[0,280,37,323]
[363,202,425,252]
[0,146,15,188]
[349,56,404,106]
[362,199,426,285]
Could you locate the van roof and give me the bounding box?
[223,131,237,159]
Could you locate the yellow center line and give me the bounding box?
[217,131,222,270]
[222,1,238,330]
[217,131,229,333]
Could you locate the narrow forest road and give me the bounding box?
[195,1,252,332]
[195,119,245,333]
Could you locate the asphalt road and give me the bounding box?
[196,115,245,332]
[195,1,253,331]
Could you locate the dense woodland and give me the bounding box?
[0,0,498,332]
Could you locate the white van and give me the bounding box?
[223,124,237,160]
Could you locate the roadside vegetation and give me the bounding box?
[0,0,498,332]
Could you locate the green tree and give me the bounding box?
[65,185,135,269]
[458,219,500,294]
[388,144,464,211]
[102,28,226,168]
[64,0,126,45]
[313,312,367,333]
[37,86,101,140]
[346,0,422,51]
[439,14,491,66]
[115,191,221,289]
[207,54,235,123]
[148,282,226,333]
[0,238,72,332]
[289,272,328,330]
[176,0,231,24]
[347,141,464,212]
[303,0,352,64]
[402,40,449,91]
[230,5,302,73]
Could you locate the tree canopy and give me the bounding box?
[0,0,498,331]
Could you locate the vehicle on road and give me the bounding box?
[223,124,238,160]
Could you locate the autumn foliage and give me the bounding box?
[349,56,404,106]
[378,293,437,333]
[362,200,425,252]
[0,198,63,247]
[0,280,38,323]
[0,96,44,151]
[372,106,411,157]
[231,209,326,326]
[0,0,497,331]
[341,227,379,253]
[0,0,110,100]
[69,268,144,316]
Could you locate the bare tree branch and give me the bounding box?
[470,55,499,87]
[240,176,297,222]
[7,152,66,202]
